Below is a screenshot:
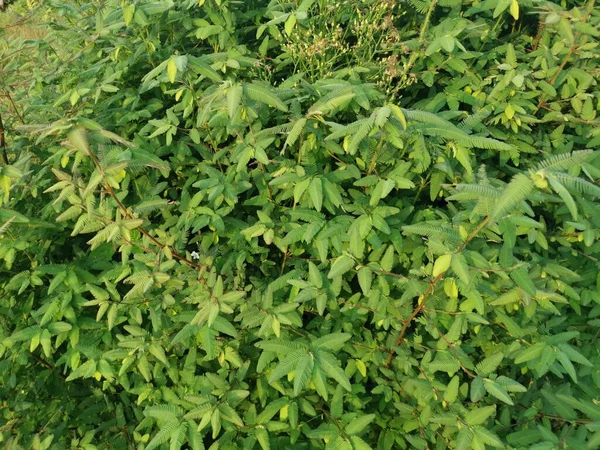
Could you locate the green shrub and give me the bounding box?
[1,0,600,449]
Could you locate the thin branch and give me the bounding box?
[73,133,233,305]
[386,216,490,367]
[3,89,25,124]
[400,0,437,82]
[385,272,444,367]
[3,7,41,28]
[47,34,99,78]
[30,352,67,379]
[0,112,8,164]
[428,320,476,378]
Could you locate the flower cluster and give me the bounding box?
[279,0,405,92]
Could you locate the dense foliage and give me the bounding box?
[2,0,600,449]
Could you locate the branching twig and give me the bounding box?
[3,90,25,124]
[73,132,235,305]
[385,216,490,367]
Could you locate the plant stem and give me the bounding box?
[85,135,206,273]
[367,135,385,175]
[385,216,490,367]
[0,113,8,164]
[3,90,25,124]
[401,0,437,80]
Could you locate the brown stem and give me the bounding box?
[535,1,594,113]
[532,20,544,51]
[3,90,25,124]
[47,35,99,78]
[385,272,444,367]
[3,6,40,28]
[0,112,8,164]
[549,46,574,87]
[456,216,490,253]
[367,135,385,175]
[584,0,596,21]
[30,352,67,379]
[297,136,303,165]
[385,216,490,367]
[372,268,408,280]
[96,162,203,272]
[429,321,476,378]
[79,133,225,303]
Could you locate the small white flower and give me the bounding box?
[191,251,200,260]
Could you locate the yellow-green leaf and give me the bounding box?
[355,360,367,377]
[505,103,515,120]
[167,58,178,83]
[123,4,135,26]
[284,14,296,36]
[509,0,519,20]
[433,254,452,278]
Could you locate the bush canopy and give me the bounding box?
[1,0,600,449]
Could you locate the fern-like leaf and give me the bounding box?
[316,350,352,391]
[547,175,578,220]
[403,222,462,245]
[253,122,295,140]
[447,183,500,216]
[447,184,500,201]
[310,333,351,352]
[463,135,514,151]
[0,217,15,233]
[145,419,179,450]
[256,339,308,354]
[475,353,503,376]
[422,127,513,151]
[268,349,307,383]
[308,86,356,116]
[455,428,474,450]
[55,205,82,223]
[129,147,170,173]
[293,355,314,396]
[134,198,169,214]
[347,119,374,155]
[170,422,188,450]
[550,172,600,197]
[458,110,492,133]
[283,118,307,150]
[244,83,288,112]
[325,118,372,141]
[495,376,527,392]
[490,174,534,222]
[403,108,462,131]
[409,0,432,14]
[373,106,392,128]
[227,84,243,118]
[144,404,183,422]
[536,150,596,171]
[186,421,205,450]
